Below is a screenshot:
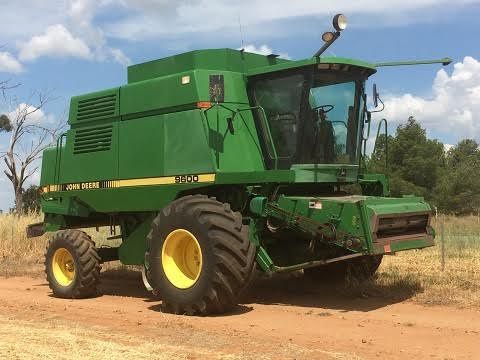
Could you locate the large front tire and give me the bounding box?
[147,195,256,315]
[45,230,101,298]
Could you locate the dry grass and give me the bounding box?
[0,213,122,277]
[362,215,480,307]
[0,213,48,276]
[0,314,228,360]
[1,213,479,307]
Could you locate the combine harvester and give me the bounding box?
[28,14,449,315]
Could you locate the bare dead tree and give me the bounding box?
[0,44,21,97]
[0,79,19,99]
[0,92,64,213]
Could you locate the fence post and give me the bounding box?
[440,215,445,271]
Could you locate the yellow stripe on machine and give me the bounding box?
[41,173,216,193]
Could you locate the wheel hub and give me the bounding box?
[161,229,203,289]
[52,248,76,286]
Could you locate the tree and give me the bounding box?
[21,185,41,213]
[446,139,479,168]
[0,78,20,99]
[0,114,12,132]
[0,92,62,213]
[369,116,445,199]
[435,140,480,215]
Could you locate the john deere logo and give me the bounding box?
[65,182,100,191]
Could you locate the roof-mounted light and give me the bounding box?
[314,14,348,58]
[322,31,335,43]
[333,14,347,32]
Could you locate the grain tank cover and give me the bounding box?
[127,48,290,83]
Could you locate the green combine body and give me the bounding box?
[29,41,437,314]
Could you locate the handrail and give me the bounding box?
[359,114,371,171]
[232,106,279,169]
[54,133,67,184]
[202,103,279,169]
[362,118,371,159]
[372,118,388,175]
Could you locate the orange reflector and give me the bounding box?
[197,101,212,109]
[384,244,391,253]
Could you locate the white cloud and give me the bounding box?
[7,103,47,124]
[68,0,98,25]
[0,52,23,73]
[0,1,110,40]
[18,24,92,62]
[105,0,480,40]
[240,44,290,59]
[109,48,132,66]
[380,56,480,142]
[1,0,478,67]
[0,1,129,66]
[1,0,479,44]
[0,1,67,40]
[242,44,273,56]
[17,20,130,66]
[29,171,41,185]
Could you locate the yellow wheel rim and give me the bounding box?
[52,248,76,287]
[161,229,203,289]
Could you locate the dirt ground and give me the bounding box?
[0,271,479,360]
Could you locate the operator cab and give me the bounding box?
[248,64,374,169]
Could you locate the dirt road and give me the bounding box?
[0,272,478,360]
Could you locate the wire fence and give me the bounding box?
[434,214,480,271]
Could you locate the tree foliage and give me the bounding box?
[0,114,12,132]
[369,117,479,215]
[20,185,41,213]
[434,139,480,215]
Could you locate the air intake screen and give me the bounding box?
[74,125,113,154]
[76,94,117,122]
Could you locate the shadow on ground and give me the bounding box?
[100,268,152,299]
[98,268,423,314]
[242,271,423,312]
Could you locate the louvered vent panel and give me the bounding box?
[74,125,113,154]
[76,94,117,122]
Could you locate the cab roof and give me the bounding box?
[127,48,377,83]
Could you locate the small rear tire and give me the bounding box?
[45,230,101,298]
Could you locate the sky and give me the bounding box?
[1,0,480,210]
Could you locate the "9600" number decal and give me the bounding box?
[174,175,200,184]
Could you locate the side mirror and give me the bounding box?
[373,83,380,108]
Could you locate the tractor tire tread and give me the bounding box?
[147,195,256,315]
[45,230,101,299]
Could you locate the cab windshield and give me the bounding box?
[250,67,366,168]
